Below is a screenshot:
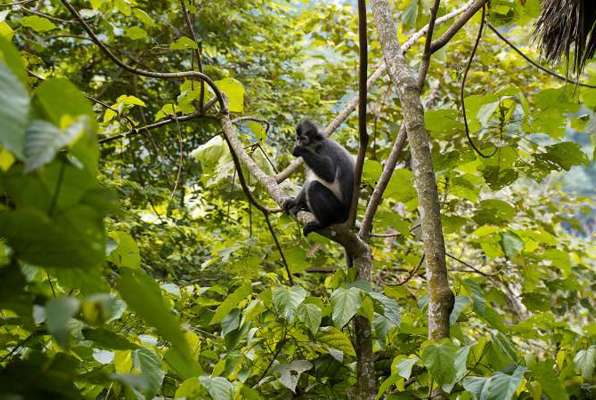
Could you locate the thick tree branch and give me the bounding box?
[352,3,374,399]
[371,0,454,341]
[274,0,475,183]
[349,0,369,227]
[429,0,488,54]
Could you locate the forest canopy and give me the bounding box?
[0,0,594,399]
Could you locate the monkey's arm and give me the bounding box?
[283,186,308,215]
[300,152,335,182]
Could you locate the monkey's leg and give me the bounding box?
[303,181,345,236]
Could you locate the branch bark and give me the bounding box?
[370,0,454,341]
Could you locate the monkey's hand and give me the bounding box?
[283,198,297,215]
[292,145,305,157]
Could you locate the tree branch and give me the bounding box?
[349,0,369,228]
[430,0,488,54]
[371,0,454,342]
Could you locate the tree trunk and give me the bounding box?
[370,0,454,340]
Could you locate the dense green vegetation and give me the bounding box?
[0,0,594,399]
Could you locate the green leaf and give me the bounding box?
[117,268,199,374]
[272,285,307,321]
[473,200,516,226]
[392,355,418,379]
[385,168,416,203]
[133,348,164,399]
[443,345,472,393]
[82,328,138,350]
[170,36,198,50]
[33,78,98,172]
[276,360,312,393]
[317,326,356,357]
[500,231,523,259]
[297,303,322,335]
[20,15,57,32]
[199,376,234,400]
[125,26,147,40]
[574,346,596,379]
[0,36,27,83]
[376,373,402,400]
[210,284,251,324]
[529,360,568,400]
[463,366,526,400]
[24,117,89,172]
[536,142,590,171]
[421,339,458,385]
[0,206,105,269]
[108,231,141,269]
[133,8,156,27]
[330,287,362,328]
[0,63,29,159]
[45,297,80,348]
[215,77,244,113]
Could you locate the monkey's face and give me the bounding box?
[293,119,323,157]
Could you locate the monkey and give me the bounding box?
[283,119,355,236]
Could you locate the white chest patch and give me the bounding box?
[305,168,343,203]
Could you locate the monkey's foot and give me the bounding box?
[303,222,322,236]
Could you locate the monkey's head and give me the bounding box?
[293,119,323,156]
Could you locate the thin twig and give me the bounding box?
[418,0,442,87]
[460,4,496,159]
[179,0,205,112]
[384,254,425,286]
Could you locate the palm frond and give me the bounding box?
[534,0,596,75]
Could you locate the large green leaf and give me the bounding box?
[211,284,252,324]
[108,231,141,269]
[214,77,244,113]
[32,78,98,172]
[24,117,89,172]
[421,339,458,386]
[0,63,29,159]
[529,360,568,400]
[463,366,525,400]
[317,326,356,358]
[199,376,234,400]
[272,285,307,322]
[330,287,362,328]
[297,303,322,335]
[276,360,312,393]
[0,206,105,269]
[574,346,596,379]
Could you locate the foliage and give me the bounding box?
[0,0,594,399]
